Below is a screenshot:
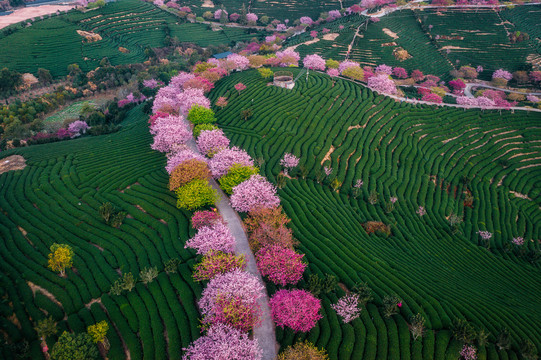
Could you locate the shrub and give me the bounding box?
[191,210,223,229]
[193,123,218,137]
[452,319,476,344]
[87,321,108,344]
[307,274,337,297]
[410,313,425,341]
[187,105,216,125]
[362,221,391,236]
[164,258,181,274]
[169,159,211,191]
[193,251,246,281]
[353,282,373,305]
[257,68,273,79]
[382,295,401,318]
[270,289,322,332]
[34,316,57,340]
[139,267,159,284]
[196,129,230,156]
[230,174,280,212]
[181,323,262,360]
[244,206,297,251]
[218,164,259,194]
[50,331,98,360]
[520,339,538,360]
[256,245,306,286]
[278,341,329,360]
[175,179,218,211]
[185,222,235,255]
[342,66,364,81]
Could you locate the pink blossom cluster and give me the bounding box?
[392,67,408,79]
[170,72,195,89]
[299,16,313,25]
[276,24,287,32]
[310,30,318,38]
[229,13,240,21]
[512,236,525,246]
[199,269,265,315]
[67,120,90,137]
[375,64,393,75]
[143,78,160,89]
[234,83,247,93]
[227,54,250,71]
[327,68,340,78]
[367,74,398,95]
[449,79,466,91]
[455,96,496,109]
[197,129,230,156]
[165,148,206,174]
[230,174,280,212]
[354,179,364,188]
[185,222,235,255]
[192,210,223,229]
[416,206,426,217]
[421,93,443,104]
[303,54,326,71]
[181,323,262,360]
[275,49,300,67]
[361,0,395,9]
[328,10,341,19]
[209,147,254,178]
[150,115,192,153]
[478,231,493,240]
[331,294,362,323]
[152,85,182,114]
[492,69,513,81]
[177,88,211,115]
[527,95,540,103]
[214,9,227,20]
[324,166,333,176]
[270,289,322,332]
[184,76,215,93]
[460,344,477,360]
[339,60,360,74]
[202,294,262,332]
[246,13,258,22]
[280,153,299,174]
[256,245,306,286]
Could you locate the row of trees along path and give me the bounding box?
[183,119,278,360]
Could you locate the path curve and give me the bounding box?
[184,126,277,360]
[319,71,541,112]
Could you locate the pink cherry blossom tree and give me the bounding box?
[227,54,250,71]
[392,67,408,79]
[165,148,206,174]
[177,88,211,115]
[197,129,230,156]
[280,153,299,175]
[375,64,393,75]
[275,49,300,67]
[230,174,280,212]
[209,147,254,178]
[185,223,235,255]
[367,74,398,95]
[303,54,326,71]
[256,245,306,286]
[234,83,247,95]
[270,289,322,332]
[150,115,192,153]
[192,210,223,229]
[181,323,262,360]
[332,294,362,323]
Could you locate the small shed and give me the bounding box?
[273,71,295,90]
[213,51,233,59]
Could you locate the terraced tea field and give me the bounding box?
[0,0,262,77]
[415,8,537,77]
[292,11,455,79]
[0,106,201,360]
[209,69,541,359]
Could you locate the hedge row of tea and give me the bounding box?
[0,0,260,77]
[209,69,541,359]
[0,107,201,359]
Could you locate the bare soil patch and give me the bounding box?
[286,38,320,51]
[0,155,26,174]
[382,28,399,39]
[322,33,340,41]
[321,146,335,165]
[77,30,102,42]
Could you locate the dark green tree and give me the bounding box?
[50,332,98,360]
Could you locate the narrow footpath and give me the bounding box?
[184,126,278,360]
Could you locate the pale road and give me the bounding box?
[183,125,278,360]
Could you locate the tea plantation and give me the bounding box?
[208,69,541,359]
[0,106,201,359]
[0,0,262,77]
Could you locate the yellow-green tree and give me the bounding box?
[87,320,109,350]
[48,243,73,276]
